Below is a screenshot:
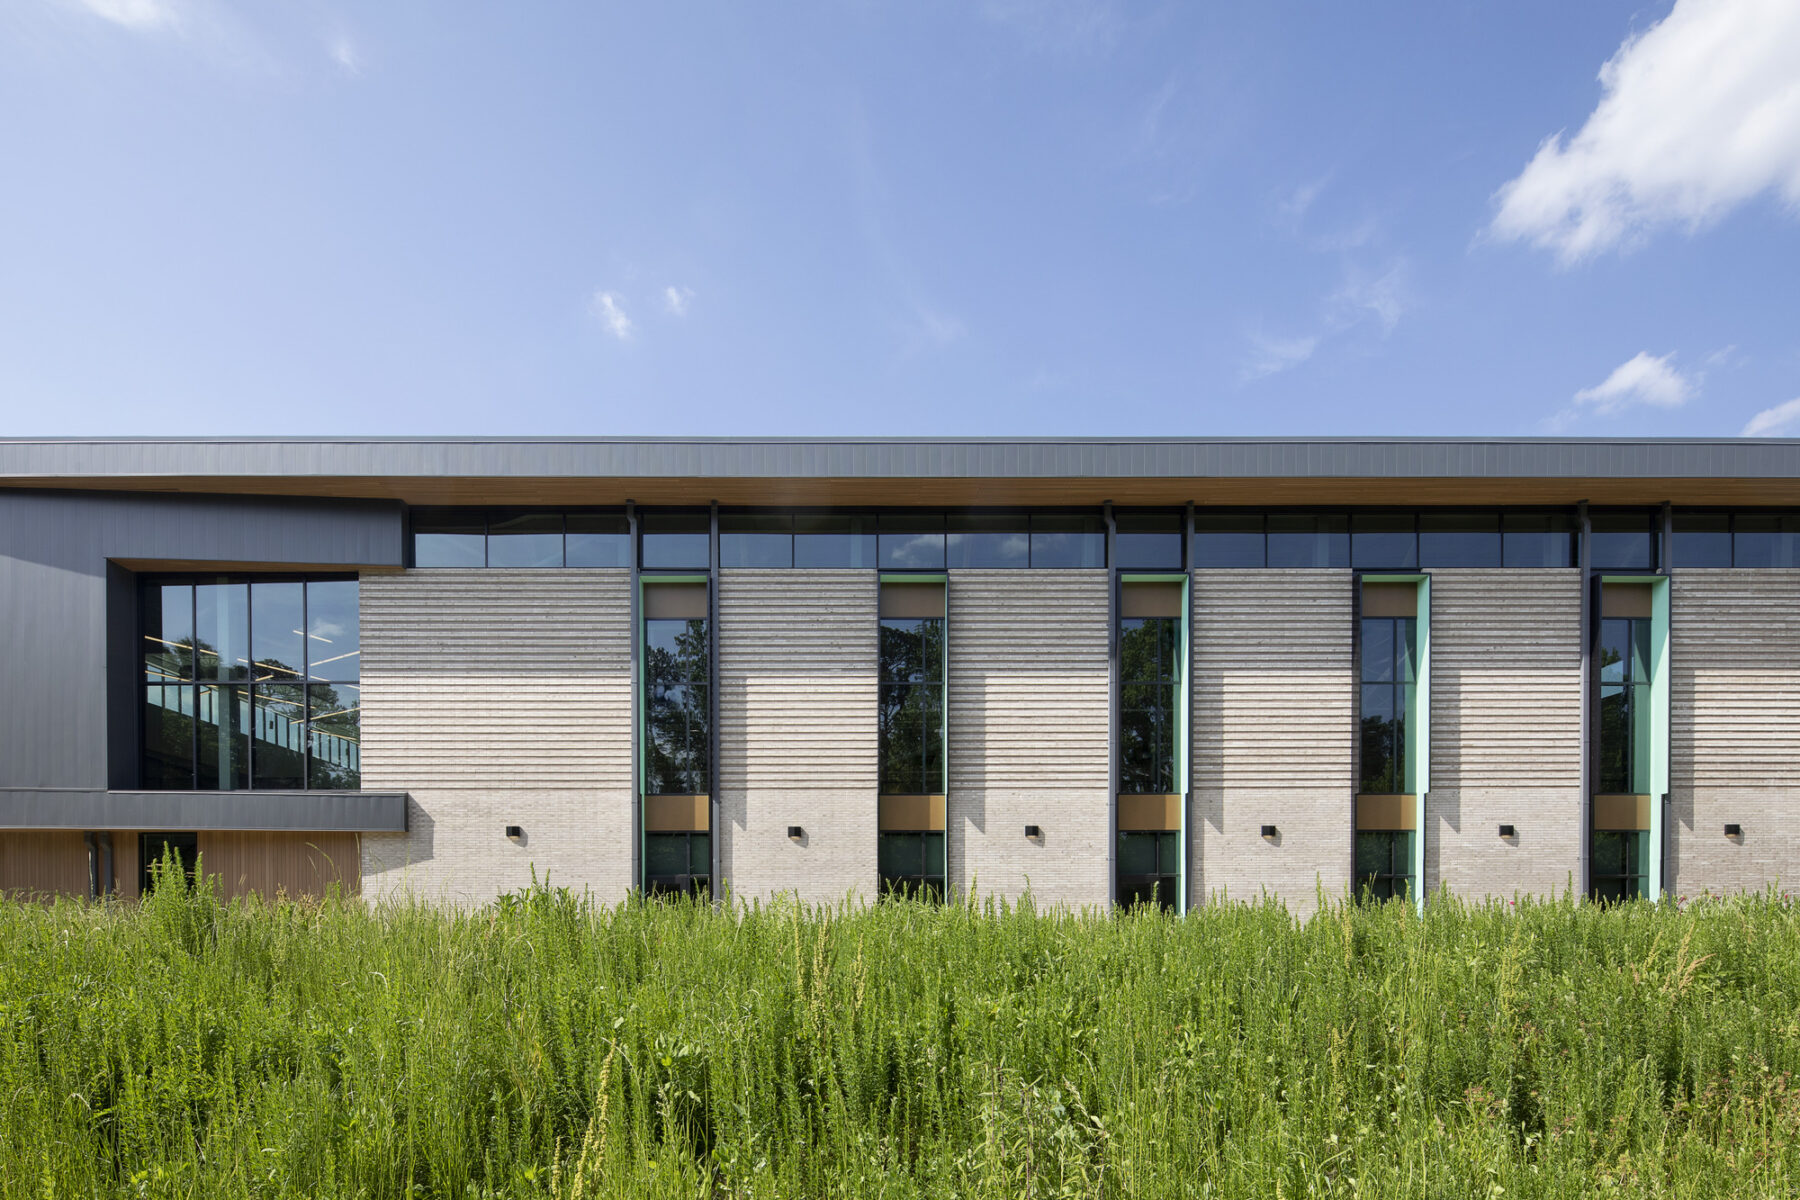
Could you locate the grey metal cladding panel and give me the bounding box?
[717,570,878,791]
[1426,570,1582,789]
[8,437,1800,482]
[0,789,408,832]
[0,488,402,571]
[1671,570,1800,787]
[1191,570,1355,787]
[359,570,634,790]
[947,571,1110,790]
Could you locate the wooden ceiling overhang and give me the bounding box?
[4,472,1800,507]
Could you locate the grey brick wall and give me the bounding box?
[1670,570,1800,896]
[1192,570,1354,915]
[358,570,634,904]
[717,570,878,905]
[1425,569,1583,901]
[948,571,1110,909]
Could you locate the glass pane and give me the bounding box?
[143,684,194,788]
[879,832,921,876]
[1502,513,1576,568]
[646,618,710,684]
[720,513,793,568]
[1597,683,1632,793]
[1118,831,1158,876]
[195,682,249,790]
[1114,512,1183,570]
[946,513,1029,569]
[879,513,946,570]
[924,831,945,875]
[1267,514,1349,568]
[1029,514,1105,568]
[305,580,361,683]
[194,581,249,681]
[140,832,198,895]
[641,512,711,570]
[308,683,360,789]
[1121,618,1178,684]
[794,514,877,568]
[252,683,307,789]
[412,509,486,568]
[1354,831,1394,879]
[1393,617,1416,683]
[1352,514,1417,569]
[142,583,194,682]
[1590,512,1655,570]
[1361,618,1394,683]
[486,511,564,568]
[879,681,942,794]
[880,618,943,684]
[1158,832,1179,872]
[1672,513,1731,567]
[646,834,689,877]
[250,582,305,686]
[1731,514,1800,568]
[1418,513,1501,568]
[646,665,709,796]
[1598,619,1630,683]
[1628,618,1653,683]
[565,512,632,568]
[1360,683,1399,794]
[690,833,712,875]
[1193,513,1265,568]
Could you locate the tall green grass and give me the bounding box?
[3,870,1799,1198]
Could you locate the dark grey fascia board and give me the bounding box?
[0,788,408,832]
[6,436,1800,483]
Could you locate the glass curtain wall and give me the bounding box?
[141,578,360,790]
[1117,578,1184,911]
[878,585,946,899]
[1356,603,1417,901]
[643,584,711,898]
[1594,614,1653,900]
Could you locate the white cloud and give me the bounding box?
[1491,0,1800,262]
[1742,397,1800,436]
[1572,351,1695,415]
[589,291,634,341]
[1240,332,1319,382]
[69,0,176,29]
[1327,262,1407,335]
[663,286,694,317]
[329,34,360,73]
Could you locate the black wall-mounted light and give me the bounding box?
[1498,824,1516,838]
[787,825,804,840]
[504,825,523,840]
[1260,825,1278,839]
[1024,825,1042,839]
[1725,823,1743,838]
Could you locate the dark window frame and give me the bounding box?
[139,575,361,792]
[1191,509,1579,570]
[1672,509,1800,568]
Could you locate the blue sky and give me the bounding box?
[2,0,1797,438]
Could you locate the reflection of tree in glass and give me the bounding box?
[879,620,943,794]
[1120,618,1178,794]
[646,619,709,794]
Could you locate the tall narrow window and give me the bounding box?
[878,581,945,899]
[1594,583,1654,901]
[142,577,359,791]
[642,582,711,898]
[1117,580,1184,911]
[1356,582,1419,902]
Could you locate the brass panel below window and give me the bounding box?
[645,794,711,832]
[1360,582,1419,618]
[1601,582,1654,619]
[1593,793,1652,831]
[879,582,945,619]
[1120,581,1183,618]
[1117,793,1182,832]
[1355,794,1418,831]
[879,794,946,832]
[643,582,708,620]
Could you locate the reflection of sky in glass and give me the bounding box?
[306,581,360,681]
[881,533,945,568]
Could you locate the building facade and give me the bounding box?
[2,437,1797,911]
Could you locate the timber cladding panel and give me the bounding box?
[947,570,1110,907]
[1670,570,1800,894]
[1191,570,1353,915]
[1424,569,1583,899]
[717,570,879,903]
[358,570,634,904]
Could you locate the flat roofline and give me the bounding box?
[5,436,1800,507]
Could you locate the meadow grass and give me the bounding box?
[3,869,1799,1198]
